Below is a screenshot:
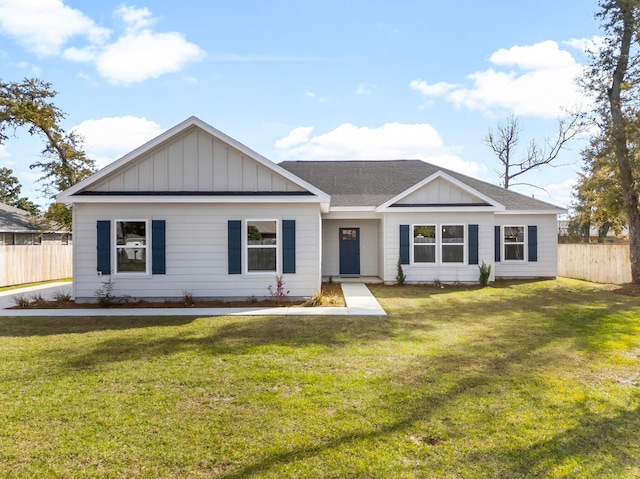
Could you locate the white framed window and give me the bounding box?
[504,225,525,261]
[412,224,465,264]
[114,220,149,274]
[246,219,279,273]
[413,225,436,263]
[441,225,465,263]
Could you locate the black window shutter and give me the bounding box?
[282,220,296,274]
[152,220,166,274]
[228,220,242,274]
[97,220,111,274]
[468,224,479,265]
[494,225,501,262]
[400,225,410,264]
[528,225,538,262]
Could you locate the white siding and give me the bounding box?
[494,214,558,278]
[73,202,321,301]
[383,212,495,284]
[88,128,304,193]
[397,177,481,205]
[321,219,380,277]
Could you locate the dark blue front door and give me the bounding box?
[339,228,360,275]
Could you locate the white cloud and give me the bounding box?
[275,126,314,149]
[72,116,164,168]
[0,144,9,158]
[96,30,205,84]
[275,122,481,175]
[0,1,204,84]
[564,36,604,55]
[114,5,155,33]
[355,83,376,95]
[409,80,456,96]
[412,40,589,118]
[0,0,110,56]
[489,40,575,70]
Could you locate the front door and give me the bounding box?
[339,228,360,275]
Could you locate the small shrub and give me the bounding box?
[30,293,48,307]
[13,294,30,309]
[53,290,73,302]
[305,291,327,307]
[268,275,290,304]
[479,261,492,287]
[328,276,333,284]
[248,295,258,304]
[182,290,194,307]
[95,278,129,306]
[433,278,443,289]
[396,258,407,286]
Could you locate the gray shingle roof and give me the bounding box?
[279,160,565,211]
[0,203,41,232]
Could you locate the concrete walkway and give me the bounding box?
[0,281,386,317]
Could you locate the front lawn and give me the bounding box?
[0,278,638,478]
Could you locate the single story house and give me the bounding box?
[57,116,566,302]
[0,203,70,245]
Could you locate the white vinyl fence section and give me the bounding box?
[558,244,631,284]
[0,244,72,287]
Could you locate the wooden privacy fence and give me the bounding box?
[558,244,631,284]
[0,244,72,287]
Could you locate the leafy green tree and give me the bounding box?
[569,134,627,242]
[0,167,21,205]
[582,0,640,282]
[0,166,40,214]
[0,78,96,228]
[44,203,72,230]
[13,197,40,215]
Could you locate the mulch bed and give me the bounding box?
[11,283,346,309]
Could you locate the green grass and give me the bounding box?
[0,278,639,478]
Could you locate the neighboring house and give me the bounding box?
[0,203,70,245]
[0,203,72,287]
[57,116,566,302]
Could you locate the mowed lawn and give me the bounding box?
[0,279,639,478]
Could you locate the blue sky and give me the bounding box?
[0,0,601,209]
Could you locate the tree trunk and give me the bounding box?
[597,221,612,243]
[582,222,591,243]
[607,2,640,283]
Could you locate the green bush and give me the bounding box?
[478,261,492,287]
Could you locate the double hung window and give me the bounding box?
[115,220,148,273]
[413,225,436,263]
[247,220,278,272]
[412,224,465,264]
[441,225,464,263]
[504,226,525,260]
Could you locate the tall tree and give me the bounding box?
[0,167,21,205]
[583,0,640,283]
[0,78,96,227]
[569,134,626,242]
[485,114,584,189]
[0,166,39,214]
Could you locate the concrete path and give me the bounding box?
[0,281,386,317]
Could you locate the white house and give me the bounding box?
[57,116,566,302]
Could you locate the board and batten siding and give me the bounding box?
[73,203,321,301]
[396,177,480,205]
[493,214,558,278]
[383,212,495,284]
[321,219,380,277]
[89,128,304,193]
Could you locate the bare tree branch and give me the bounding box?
[485,113,586,189]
